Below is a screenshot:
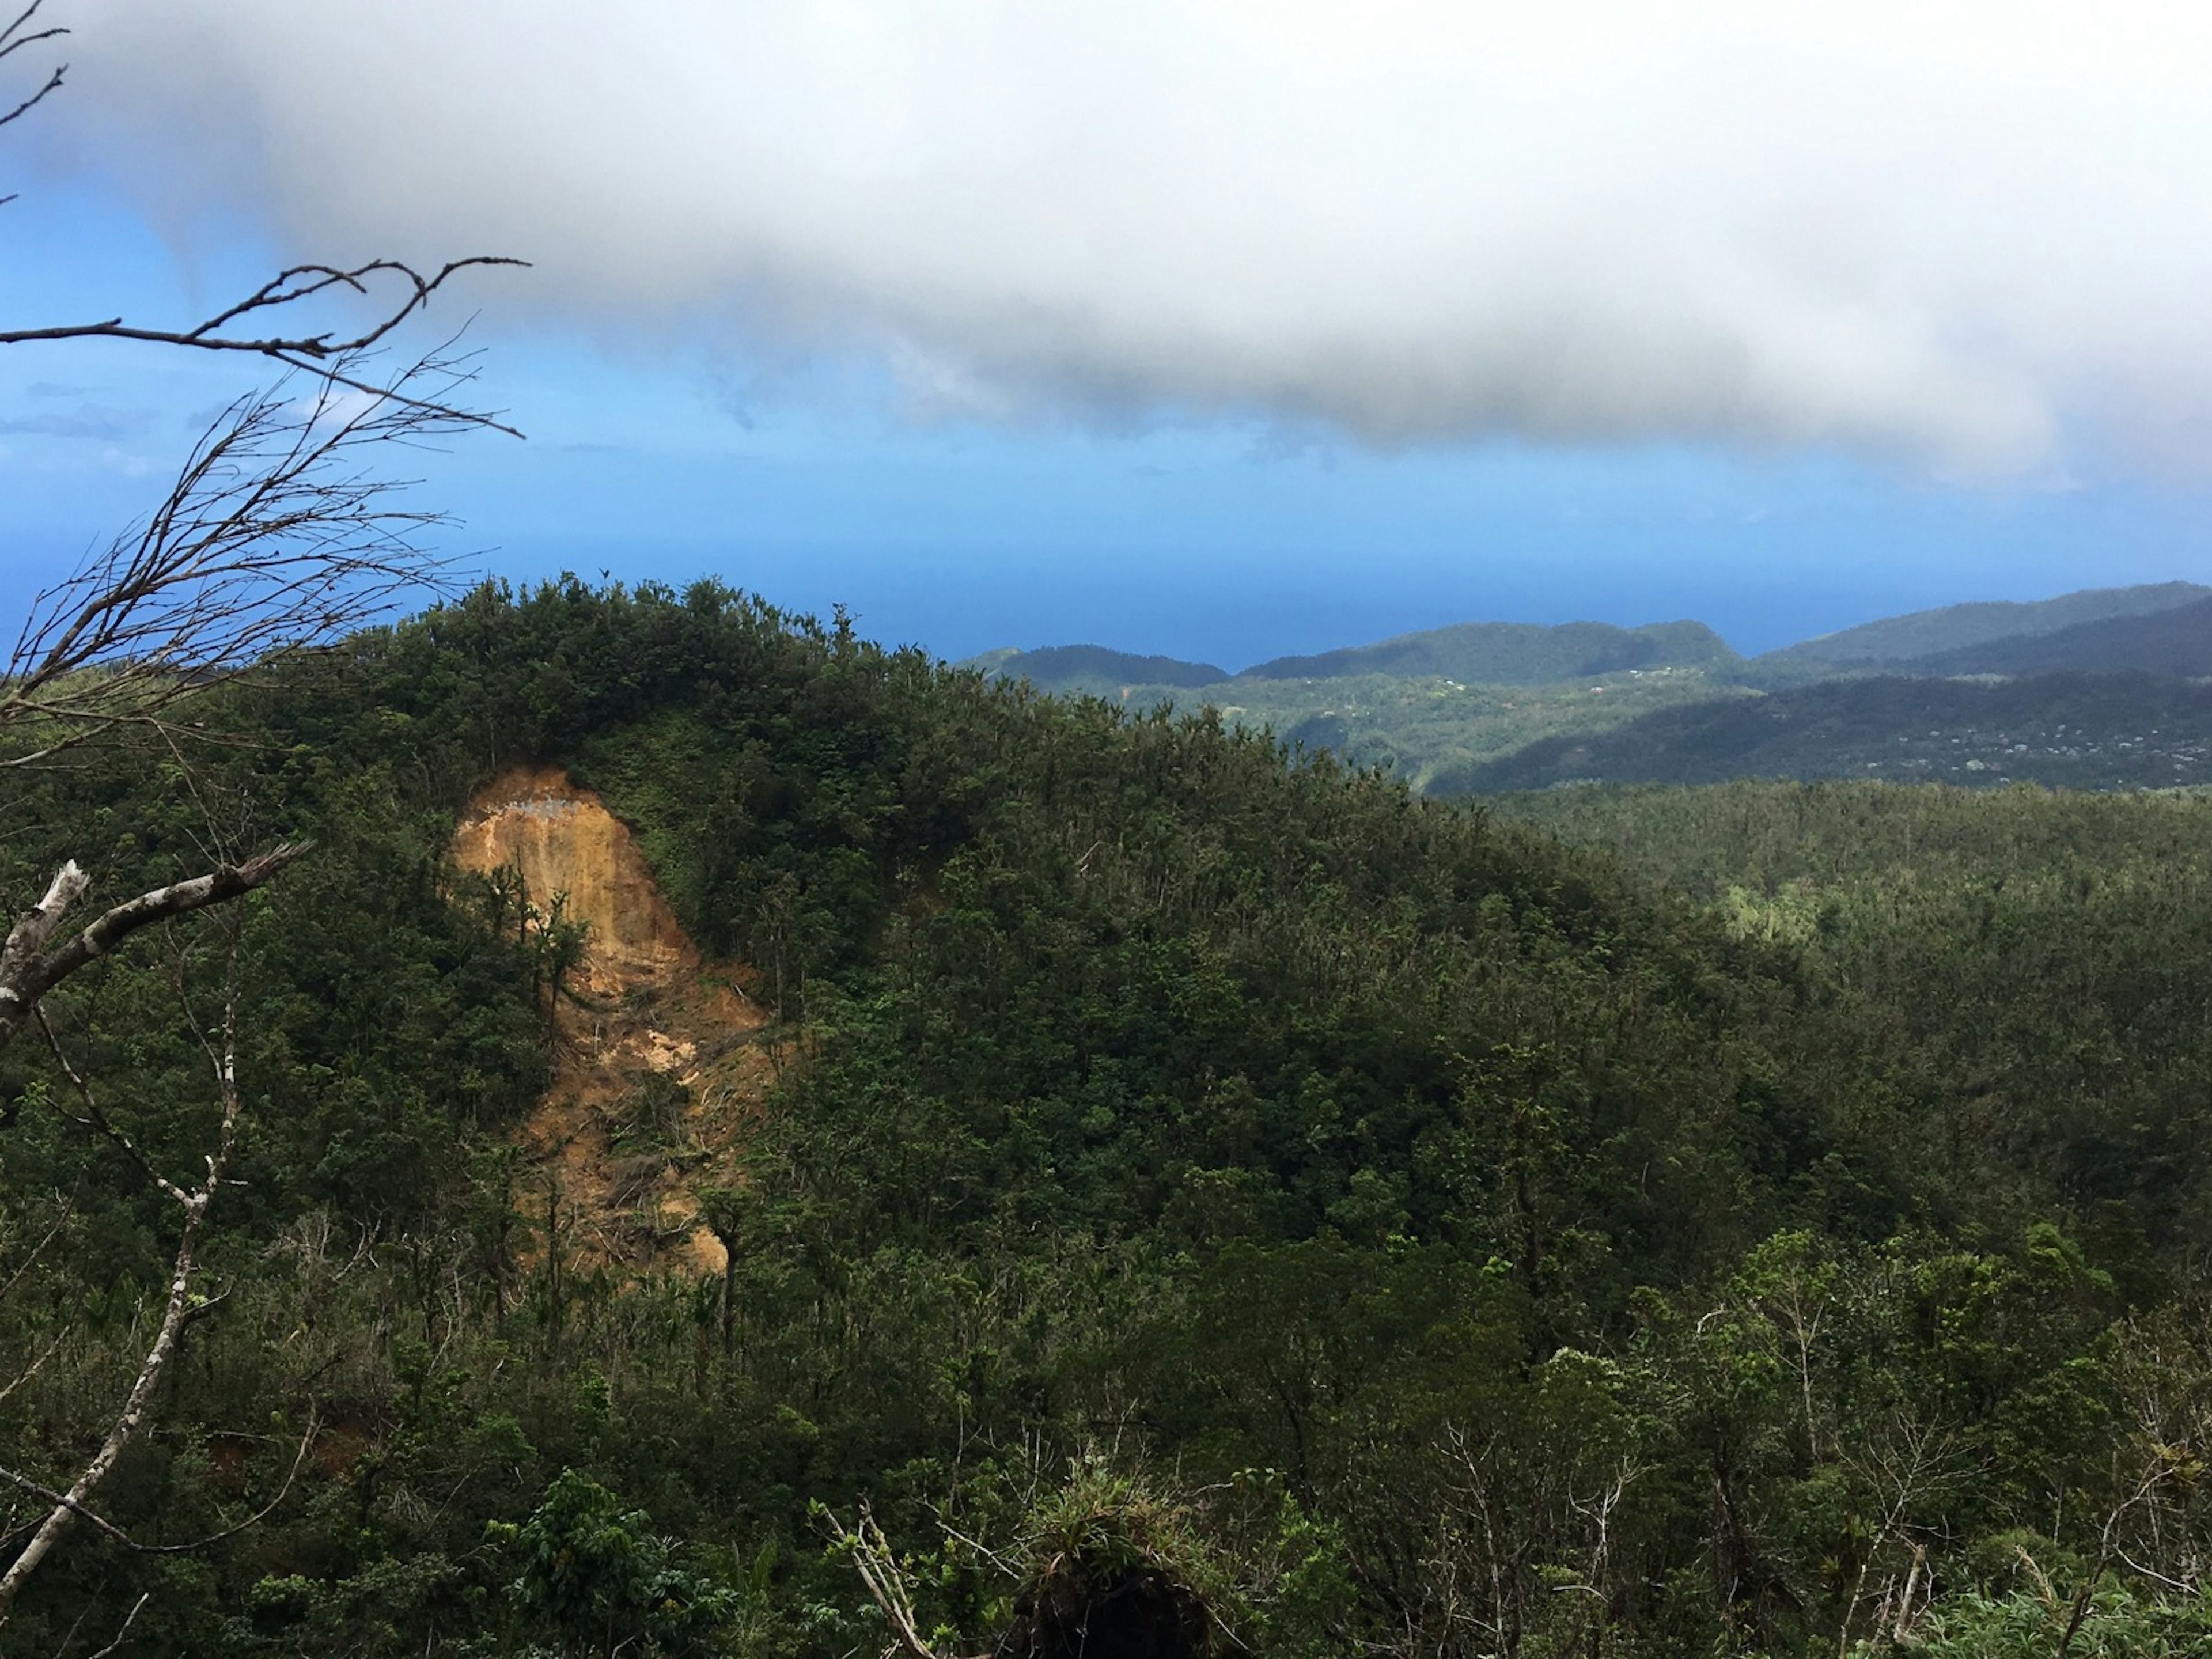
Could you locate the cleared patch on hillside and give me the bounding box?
[452,766,772,1274]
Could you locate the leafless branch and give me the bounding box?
[825,1503,990,1659]
[0,4,66,75]
[1,347,491,768]
[0,258,528,428]
[0,1403,316,1554]
[0,1331,62,1411]
[0,1185,73,1304]
[0,957,247,1615]
[6,1,525,373]
[82,1591,147,1659]
[35,1005,190,1205]
[0,843,305,1051]
[0,1,64,208]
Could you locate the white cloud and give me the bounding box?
[43,1,2212,473]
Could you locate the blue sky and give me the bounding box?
[9,4,2212,669]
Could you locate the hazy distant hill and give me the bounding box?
[968,643,1229,696]
[1906,594,2212,677]
[969,585,2212,796]
[1243,618,1738,684]
[1762,581,2210,669]
[1446,673,2212,793]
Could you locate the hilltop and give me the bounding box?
[959,642,1228,696]
[13,581,2212,1654]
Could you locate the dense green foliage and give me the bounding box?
[6,586,2212,1656]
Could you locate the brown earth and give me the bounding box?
[451,766,773,1275]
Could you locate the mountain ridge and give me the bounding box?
[1760,579,2211,668]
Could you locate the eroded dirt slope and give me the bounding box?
[452,766,771,1273]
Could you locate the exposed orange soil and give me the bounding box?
[451,766,772,1275]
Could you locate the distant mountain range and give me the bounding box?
[968,618,1740,693]
[962,581,2212,793]
[1759,581,2210,669]
[969,581,2212,695]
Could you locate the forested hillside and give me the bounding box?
[1906,595,2212,678]
[978,585,2212,797]
[1241,618,1737,683]
[6,585,2212,1656]
[964,644,1230,697]
[1453,671,2212,793]
[1755,581,2210,670]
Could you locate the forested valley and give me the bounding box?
[7,581,2212,1657]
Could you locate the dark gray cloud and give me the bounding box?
[50,2,2212,475]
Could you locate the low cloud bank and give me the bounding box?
[46,2,2212,473]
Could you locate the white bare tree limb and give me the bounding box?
[0,843,305,1051]
[0,967,245,1618]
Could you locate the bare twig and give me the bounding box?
[5,3,523,361]
[0,259,528,431]
[0,1186,73,1304]
[0,1331,62,1411]
[0,960,247,1615]
[0,1,65,209]
[82,1592,148,1659]
[36,1005,189,1205]
[1,349,494,770]
[0,1,65,152]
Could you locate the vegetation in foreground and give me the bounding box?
[5,584,2212,1654]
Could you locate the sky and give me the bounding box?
[6,1,2212,668]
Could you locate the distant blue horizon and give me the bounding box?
[450,536,2209,669]
[8,192,2212,674]
[9,518,2210,675]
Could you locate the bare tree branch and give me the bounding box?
[0,1,64,144]
[82,1592,147,1659]
[0,2,66,208]
[2,3,522,418]
[0,1185,73,1304]
[0,2,65,67]
[0,1332,62,1412]
[1,347,493,767]
[1,257,525,370]
[0,843,305,1051]
[0,957,247,1616]
[35,1006,190,1206]
[824,1503,991,1659]
[0,1404,317,1555]
[0,260,531,432]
